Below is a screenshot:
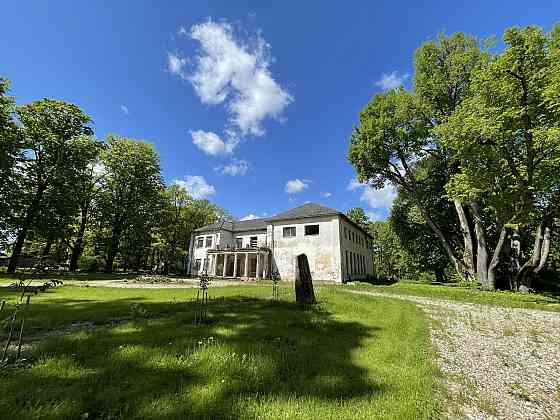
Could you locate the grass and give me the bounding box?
[348,281,560,312]
[0,283,440,419]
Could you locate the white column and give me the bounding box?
[233,253,238,278]
[222,254,227,277]
[244,253,249,277]
[263,253,268,278]
[212,255,217,276]
[256,252,261,279]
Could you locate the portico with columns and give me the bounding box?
[207,247,270,280]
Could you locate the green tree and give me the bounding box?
[98,136,164,273]
[346,207,370,228]
[7,99,94,273]
[436,25,560,290]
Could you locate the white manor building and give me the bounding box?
[187,203,375,283]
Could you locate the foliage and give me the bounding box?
[346,207,369,228]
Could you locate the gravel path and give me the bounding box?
[346,290,560,420]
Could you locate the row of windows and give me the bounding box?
[236,236,258,248]
[343,227,372,250]
[196,236,213,248]
[345,250,367,277]
[282,224,319,238]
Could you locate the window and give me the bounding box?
[345,251,349,278]
[283,227,296,238]
[236,237,243,248]
[205,236,212,248]
[194,259,201,272]
[305,224,319,236]
[196,237,204,248]
[344,227,347,239]
[250,236,258,247]
[349,252,353,275]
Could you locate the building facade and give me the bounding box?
[187,203,375,283]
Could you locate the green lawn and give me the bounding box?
[348,281,560,312]
[0,284,440,419]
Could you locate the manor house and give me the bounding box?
[188,203,374,282]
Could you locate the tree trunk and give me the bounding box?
[516,222,544,291]
[470,201,491,289]
[7,183,47,274]
[487,226,508,290]
[454,199,475,279]
[533,226,551,274]
[105,222,122,273]
[294,254,316,304]
[41,239,53,258]
[69,203,90,272]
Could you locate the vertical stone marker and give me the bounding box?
[294,254,316,304]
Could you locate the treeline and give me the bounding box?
[349,24,560,291]
[0,78,226,274]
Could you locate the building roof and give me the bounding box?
[193,202,373,238]
[193,217,268,233]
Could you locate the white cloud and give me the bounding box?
[366,211,384,221]
[190,130,237,156]
[347,178,396,209]
[178,26,188,36]
[320,191,332,198]
[285,179,309,194]
[187,20,293,136]
[120,105,129,115]
[173,175,215,199]
[240,214,259,221]
[167,52,187,79]
[374,71,409,91]
[215,159,249,176]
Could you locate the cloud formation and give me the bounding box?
[347,178,396,209]
[240,214,259,221]
[188,20,293,136]
[215,159,249,176]
[320,191,332,198]
[191,130,237,156]
[374,71,409,91]
[167,52,187,79]
[173,175,216,199]
[120,105,129,115]
[285,179,309,194]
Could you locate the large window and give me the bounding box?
[194,259,201,272]
[283,227,296,238]
[205,236,212,248]
[304,224,319,236]
[236,237,243,248]
[196,237,204,248]
[250,236,258,247]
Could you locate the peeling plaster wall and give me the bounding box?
[269,215,342,282]
[339,218,375,281]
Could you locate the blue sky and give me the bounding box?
[2,1,558,221]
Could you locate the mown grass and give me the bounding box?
[0,284,440,419]
[348,281,560,312]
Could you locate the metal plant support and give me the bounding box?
[194,270,211,324]
[271,269,280,301]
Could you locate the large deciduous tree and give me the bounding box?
[7,99,94,273]
[436,25,560,290]
[99,136,164,273]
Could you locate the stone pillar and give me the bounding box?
[233,253,238,278]
[256,252,261,279]
[263,253,268,278]
[244,253,248,277]
[222,254,227,277]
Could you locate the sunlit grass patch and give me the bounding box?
[0,285,440,419]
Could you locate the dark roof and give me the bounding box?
[267,202,340,221]
[194,202,373,238]
[193,218,268,233]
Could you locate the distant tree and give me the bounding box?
[7,99,94,273]
[346,207,369,228]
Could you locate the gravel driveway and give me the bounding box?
[347,290,560,420]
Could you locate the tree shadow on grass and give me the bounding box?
[1,296,387,419]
